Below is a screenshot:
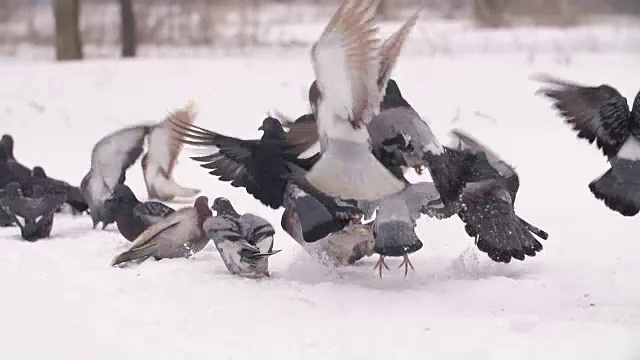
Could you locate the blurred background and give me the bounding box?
[1,0,639,61]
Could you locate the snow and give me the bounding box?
[2,33,640,359]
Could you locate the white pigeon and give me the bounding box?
[304,0,405,201]
[141,100,201,201]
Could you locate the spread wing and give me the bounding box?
[172,117,301,209]
[459,181,544,263]
[377,6,422,91]
[147,101,198,178]
[311,0,382,128]
[534,74,632,158]
[91,124,150,187]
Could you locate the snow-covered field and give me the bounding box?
[1,41,640,358]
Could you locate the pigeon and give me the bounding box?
[141,101,201,201]
[25,166,88,214]
[451,130,549,263]
[303,0,406,201]
[0,182,22,226]
[103,184,176,242]
[535,74,640,216]
[205,197,281,278]
[0,134,31,180]
[281,78,473,213]
[371,181,450,277]
[111,196,212,266]
[171,116,364,248]
[0,183,66,241]
[0,141,23,189]
[81,124,151,230]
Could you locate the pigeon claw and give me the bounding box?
[373,255,390,278]
[398,254,415,277]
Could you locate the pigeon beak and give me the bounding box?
[258,125,264,131]
[414,165,425,175]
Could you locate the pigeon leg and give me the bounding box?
[373,255,390,278]
[397,254,415,277]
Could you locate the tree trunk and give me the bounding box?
[120,0,136,57]
[53,0,83,60]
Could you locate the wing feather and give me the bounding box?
[311,0,382,128]
[534,74,632,157]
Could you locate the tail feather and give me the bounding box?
[373,220,423,257]
[111,243,158,266]
[589,162,640,216]
[306,142,404,201]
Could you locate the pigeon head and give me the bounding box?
[308,80,321,116]
[1,134,13,156]
[194,196,213,223]
[32,166,47,178]
[211,197,238,217]
[112,184,138,204]
[381,79,410,111]
[258,117,285,134]
[4,182,23,197]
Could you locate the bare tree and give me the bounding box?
[473,0,512,27]
[120,0,136,57]
[53,0,83,60]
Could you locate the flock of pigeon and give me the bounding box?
[2,0,639,279]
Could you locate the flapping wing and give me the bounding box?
[311,0,382,128]
[460,181,544,263]
[534,74,632,158]
[91,124,150,186]
[377,6,422,91]
[148,101,198,178]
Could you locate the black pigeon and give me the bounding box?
[103,184,175,242]
[0,134,31,180]
[24,166,88,214]
[0,182,22,226]
[535,74,640,216]
[0,143,22,189]
[170,116,362,244]
[0,182,66,241]
[452,130,549,264]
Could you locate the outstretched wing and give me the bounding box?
[377,6,422,91]
[147,101,198,178]
[534,74,632,158]
[91,124,150,186]
[311,0,382,128]
[459,181,545,264]
[276,112,320,156]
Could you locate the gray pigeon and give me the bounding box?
[452,130,549,263]
[103,184,175,242]
[0,183,66,241]
[82,124,151,230]
[111,196,212,266]
[371,181,449,277]
[205,197,281,278]
[535,74,640,216]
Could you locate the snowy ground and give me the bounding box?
[1,47,640,358]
